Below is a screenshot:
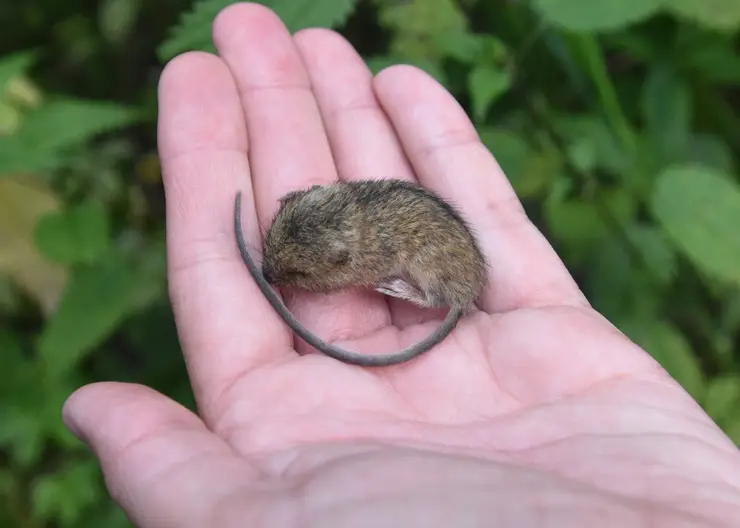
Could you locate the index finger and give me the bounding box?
[158,52,296,413]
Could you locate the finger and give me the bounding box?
[213,4,392,353]
[292,29,433,329]
[158,51,295,414]
[62,383,262,527]
[213,3,337,224]
[374,66,589,313]
[292,29,416,184]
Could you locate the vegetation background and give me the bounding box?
[1,0,739,525]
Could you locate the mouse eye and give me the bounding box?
[284,270,308,279]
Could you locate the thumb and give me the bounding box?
[63,382,261,527]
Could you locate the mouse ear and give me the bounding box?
[278,189,308,205]
[328,240,351,265]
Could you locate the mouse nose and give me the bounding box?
[262,265,276,284]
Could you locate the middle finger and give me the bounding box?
[213,3,392,353]
[293,28,448,328]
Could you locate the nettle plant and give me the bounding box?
[0,0,739,526]
[159,0,740,430]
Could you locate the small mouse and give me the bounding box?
[233,179,487,367]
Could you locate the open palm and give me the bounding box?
[63,4,740,527]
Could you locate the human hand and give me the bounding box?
[62,3,740,527]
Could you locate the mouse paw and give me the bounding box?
[375,278,429,307]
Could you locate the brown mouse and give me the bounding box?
[233,179,487,367]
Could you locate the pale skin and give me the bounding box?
[61,3,740,527]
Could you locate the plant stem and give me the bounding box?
[573,34,637,154]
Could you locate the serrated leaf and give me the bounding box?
[532,0,662,32]
[468,64,510,122]
[37,257,144,378]
[379,0,468,63]
[0,51,36,93]
[0,98,142,176]
[15,98,142,151]
[35,201,109,265]
[703,375,740,424]
[621,319,705,399]
[641,65,691,162]
[666,0,740,31]
[0,177,67,314]
[651,164,740,286]
[158,0,360,61]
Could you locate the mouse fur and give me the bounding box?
[234,179,487,367]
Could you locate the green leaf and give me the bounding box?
[99,0,141,45]
[432,31,485,63]
[720,292,740,336]
[588,235,643,321]
[532,0,662,32]
[479,128,529,179]
[566,136,597,173]
[158,0,360,61]
[666,0,740,31]
[32,460,102,527]
[37,257,144,378]
[15,98,142,151]
[378,0,468,63]
[703,375,740,424]
[78,504,133,528]
[0,51,37,92]
[680,29,740,84]
[725,419,740,446]
[556,115,628,176]
[679,134,734,174]
[364,55,448,86]
[0,178,68,315]
[0,406,45,466]
[641,65,691,162]
[478,127,554,198]
[625,225,677,285]
[545,197,607,263]
[0,331,36,399]
[0,98,142,176]
[35,201,109,265]
[651,164,740,286]
[621,319,705,399]
[468,64,510,122]
[546,186,636,264]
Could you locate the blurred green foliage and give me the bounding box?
[1,0,739,525]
